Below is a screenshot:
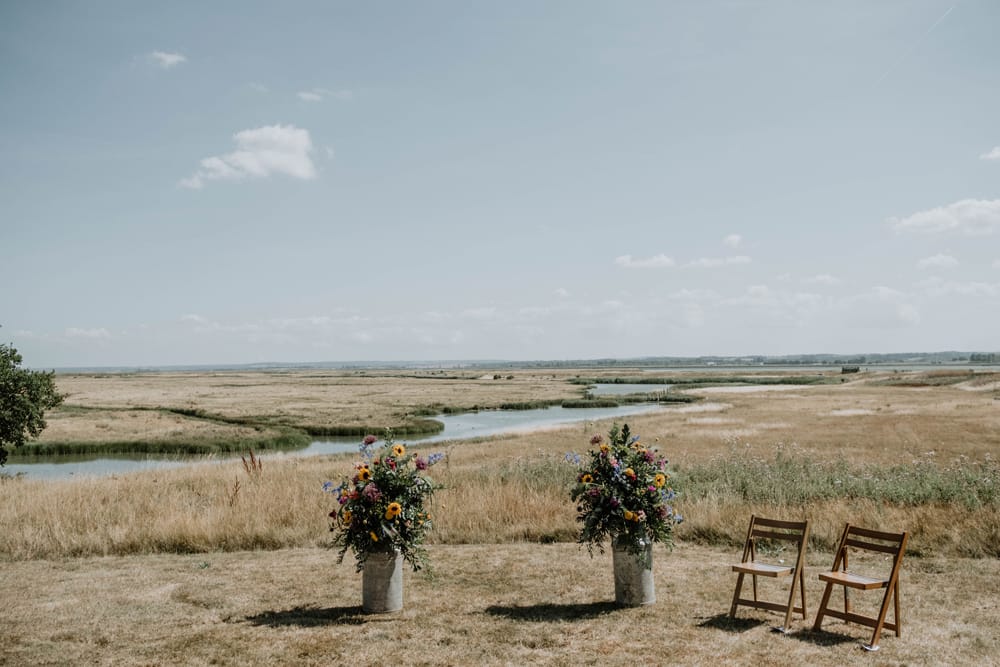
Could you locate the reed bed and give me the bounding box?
[3,434,997,561]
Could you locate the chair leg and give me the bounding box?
[799,567,807,620]
[730,572,746,618]
[865,586,896,651]
[781,574,798,631]
[812,582,835,631]
[893,581,901,637]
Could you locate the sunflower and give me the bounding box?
[357,467,372,482]
[581,473,594,484]
[624,467,636,479]
[392,444,406,457]
[385,502,402,520]
[654,473,667,488]
[624,510,636,521]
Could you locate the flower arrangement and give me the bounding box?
[568,423,682,559]
[324,432,444,572]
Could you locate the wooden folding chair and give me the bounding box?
[812,523,909,651]
[729,515,810,632]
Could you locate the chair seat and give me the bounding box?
[818,570,888,590]
[732,561,793,577]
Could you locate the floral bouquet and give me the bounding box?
[325,432,444,572]
[568,423,681,559]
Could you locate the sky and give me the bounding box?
[2,1,999,368]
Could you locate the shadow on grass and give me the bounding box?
[485,601,619,622]
[787,627,864,647]
[697,613,768,633]
[243,605,367,627]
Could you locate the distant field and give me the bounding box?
[2,367,998,664]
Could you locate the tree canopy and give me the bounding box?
[0,343,63,465]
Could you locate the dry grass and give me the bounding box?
[2,542,998,666]
[2,369,999,664]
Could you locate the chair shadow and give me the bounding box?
[696,613,767,633]
[243,604,367,627]
[786,627,864,647]
[484,601,619,622]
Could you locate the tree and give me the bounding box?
[0,343,63,466]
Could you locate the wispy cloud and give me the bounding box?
[149,51,186,69]
[980,146,1000,161]
[297,87,353,102]
[723,234,742,248]
[917,254,959,269]
[685,255,751,268]
[248,82,269,93]
[804,274,842,286]
[65,327,111,339]
[889,199,1000,236]
[993,259,1000,269]
[555,287,570,298]
[180,124,316,189]
[917,277,1000,297]
[615,254,675,269]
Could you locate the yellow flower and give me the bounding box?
[581,473,593,484]
[392,444,406,457]
[624,467,636,479]
[369,531,379,542]
[342,510,352,524]
[624,510,636,521]
[599,443,610,453]
[385,502,402,520]
[654,473,667,488]
[357,467,371,482]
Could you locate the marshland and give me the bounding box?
[2,366,999,665]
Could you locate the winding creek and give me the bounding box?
[5,397,669,480]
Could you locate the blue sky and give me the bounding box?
[2,1,999,368]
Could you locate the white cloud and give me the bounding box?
[917,278,1000,298]
[615,254,675,269]
[723,234,742,248]
[804,274,841,286]
[555,287,570,298]
[993,259,1000,269]
[685,255,751,268]
[248,82,268,93]
[889,199,1000,236]
[180,314,208,324]
[980,146,1000,160]
[65,327,111,339]
[917,254,959,269]
[149,51,186,69]
[180,124,316,189]
[841,287,920,328]
[297,87,353,102]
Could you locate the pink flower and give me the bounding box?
[415,456,428,470]
[590,434,603,445]
[363,435,378,445]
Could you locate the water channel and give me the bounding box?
[5,394,667,480]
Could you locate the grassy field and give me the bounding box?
[2,367,999,664]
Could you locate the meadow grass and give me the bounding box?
[2,370,999,664]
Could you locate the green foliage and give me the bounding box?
[681,449,1000,509]
[325,432,445,572]
[568,423,682,561]
[0,343,64,465]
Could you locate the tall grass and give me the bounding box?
[2,441,997,561]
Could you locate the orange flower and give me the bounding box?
[385,502,402,520]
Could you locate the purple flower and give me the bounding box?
[644,451,655,463]
[590,434,603,445]
[647,485,657,493]
[363,435,378,445]
[363,484,382,502]
[609,497,620,509]
[415,456,428,470]
[427,452,446,466]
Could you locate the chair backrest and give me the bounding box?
[741,516,810,562]
[831,524,908,575]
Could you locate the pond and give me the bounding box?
[587,383,674,396]
[4,402,667,480]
